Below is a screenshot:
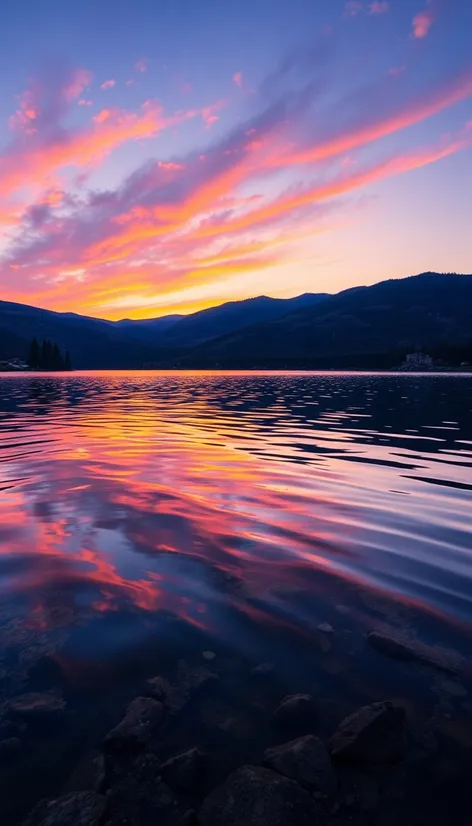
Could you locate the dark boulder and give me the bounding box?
[264,735,337,793]
[21,792,107,826]
[103,752,189,826]
[146,662,218,713]
[8,692,66,720]
[329,701,406,763]
[199,765,317,826]
[103,697,164,752]
[273,694,317,735]
[0,736,21,761]
[367,631,464,674]
[161,747,208,794]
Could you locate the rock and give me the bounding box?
[8,692,66,719]
[0,719,20,738]
[103,753,189,826]
[273,694,317,734]
[264,735,337,793]
[147,662,218,713]
[199,765,317,826]
[27,656,65,690]
[367,630,464,674]
[0,736,21,761]
[161,747,208,794]
[103,697,164,752]
[250,662,274,676]
[317,623,334,634]
[202,651,216,661]
[437,678,468,698]
[21,791,107,826]
[329,700,406,763]
[65,753,106,794]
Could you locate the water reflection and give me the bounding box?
[1,372,471,645]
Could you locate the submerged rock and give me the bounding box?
[104,752,189,826]
[250,662,274,676]
[147,662,218,713]
[161,747,208,794]
[367,630,464,674]
[273,694,317,734]
[8,691,66,719]
[21,791,107,826]
[103,697,164,752]
[329,700,406,763]
[0,736,21,761]
[264,734,337,793]
[199,765,317,826]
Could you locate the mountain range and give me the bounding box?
[0,272,471,369]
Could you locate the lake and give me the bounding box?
[1,371,472,825]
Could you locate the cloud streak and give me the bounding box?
[0,43,471,318]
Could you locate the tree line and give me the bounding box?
[28,338,72,371]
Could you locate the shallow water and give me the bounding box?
[1,371,472,824]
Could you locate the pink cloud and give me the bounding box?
[389,64,406,77]
[201,100,226,128]
[1,50,471,319]
[412,8,434,38]
[233,72,243,88]
[101,79,116,90]
[64,68,93,102]
[343,1,363,18]
[370,1,389,13]
[78,98,94,106]
[135,58,147,73]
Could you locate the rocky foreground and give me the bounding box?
[19,690,408,826]
[1,628,468,826]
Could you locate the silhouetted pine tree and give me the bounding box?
[28,338,41,368]
[52,343,64,370]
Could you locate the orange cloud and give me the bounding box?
[276,70,472,166]
[412,8,434,38]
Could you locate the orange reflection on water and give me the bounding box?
[1,371,471,653]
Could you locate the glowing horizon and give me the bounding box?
[0,0,471,321]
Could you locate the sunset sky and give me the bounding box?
[0,0,471,320]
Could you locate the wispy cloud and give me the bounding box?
[0,47,471,318]
[343,1,364,18]
[135,58,147,73]
[233,72,243,88]
[412,8,434,38]
[370,1,389,13]
[100,79,116,90]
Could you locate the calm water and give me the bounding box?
[1,371,472,824]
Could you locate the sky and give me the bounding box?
[0,0,471,320]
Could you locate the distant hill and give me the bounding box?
[160,293,329,347]
[0,292,328,368]
[0,300,173,369]
[0,274,471,369]
[169,273,472,368]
